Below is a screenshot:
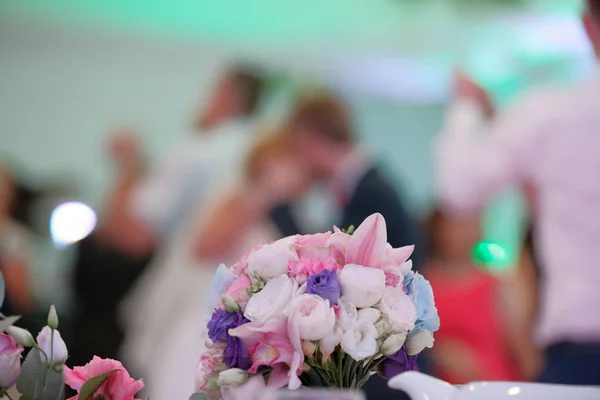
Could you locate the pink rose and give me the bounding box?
[223,273,253,309]
[0,333,23,388]
[293,232,332,259]
[327,227,351,263]
[64,356,144,400]
[246,237,299,280]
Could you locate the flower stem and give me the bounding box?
[50,329,55,364]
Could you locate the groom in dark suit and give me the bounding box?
[269,94,421,399]
[270,94,423,266]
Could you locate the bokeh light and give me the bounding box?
[472,240,512,270]
[50,201,97,246]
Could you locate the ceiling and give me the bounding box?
[0,0,592,102]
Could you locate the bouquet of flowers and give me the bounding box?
[194,213,439,399]
[0,274,143,400]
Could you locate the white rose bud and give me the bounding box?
[374,315,392,337]
[47,305,59,329]
[217,368,249,387]
[37,326,69,365]
[406,329,434,356]
[357,308,381,324]
[221,294,241,314]
[7,326,35,347]
[381,333,407,356]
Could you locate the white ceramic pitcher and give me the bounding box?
[388,371,600,400]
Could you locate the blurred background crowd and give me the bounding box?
[1,0,600,398]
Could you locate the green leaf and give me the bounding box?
[78,370,118,400]
[189,394,209,400]
[17,348,65,400]
[0,315,21,332]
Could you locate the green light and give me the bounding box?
[472,240,512,271]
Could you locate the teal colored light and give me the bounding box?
[472,240,512,271]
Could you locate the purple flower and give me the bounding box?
[307,270,341,304]
[381,345,420,379]
[207,309,237,342]
[225,335,251,370]
[211,312,250,370]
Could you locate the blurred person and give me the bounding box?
[119,66,265,398]
[272,94,423,262]
[0,164,35,317]
[66,130,154,370]
[435,0,600,385]
[195,93,422,399]
[424,209,521,384]
[158,133,293,399]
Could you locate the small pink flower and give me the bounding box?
[288,256,341,285]
[64,356,144,400]
[223,273,253,308]
[196,341,227,394]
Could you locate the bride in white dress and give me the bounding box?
[120,132,304,399]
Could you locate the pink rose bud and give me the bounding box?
[0,333,23,388]
[37,326,68,366]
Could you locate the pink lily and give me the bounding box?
[345,213,388,268]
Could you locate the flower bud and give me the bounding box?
[217,368,248,387]
[221,294,241,314]
[47,305,59,329]
[381,333,406,356]
[7,326,35,347]
[374,315,392,337]
[302,340,316,358]
[406,329,434,356]
[357,308,381,324]
[36,326,68,365]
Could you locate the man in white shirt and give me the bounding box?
[436,0,600,385]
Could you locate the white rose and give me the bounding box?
[405,329,434,356]
[246,237,298,280]
[288,294,336,341]
[381,333,407,356]
[338,264,386,308]
[341,319,378,361]
[36,326,68,365]
[244,275,302,323]
[357,308,381,324]
[377,286,416,333]
[218,368,249,387]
